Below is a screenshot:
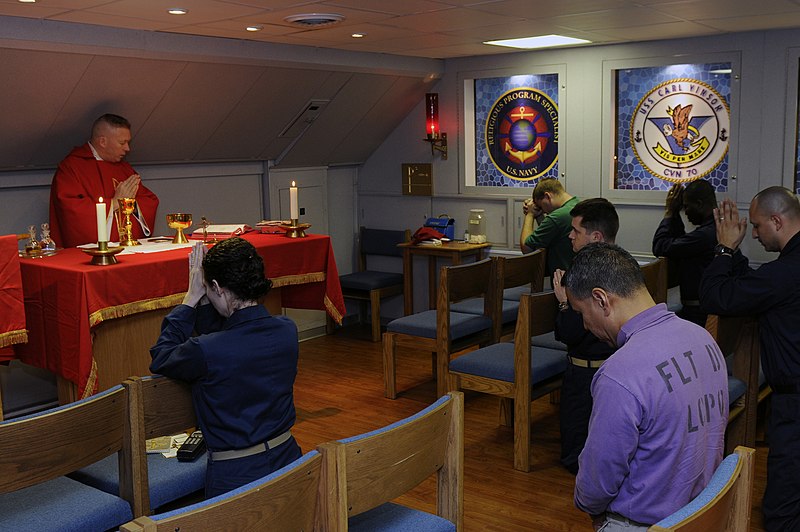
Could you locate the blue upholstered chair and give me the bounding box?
[451,250,546,341]
[119,451,323,532]
[338,227,410,341]
[0,385,137,531]
[69,375,205,516]
[318,392,463,531]
[449,292,566,472]
[649,446,755,531]
[382,257,498,399]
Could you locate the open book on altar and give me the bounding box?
[191,224,252,239]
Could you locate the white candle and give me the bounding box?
[290,181,299,220]
[96,197,107,243]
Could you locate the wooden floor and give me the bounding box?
[292,325,770,531]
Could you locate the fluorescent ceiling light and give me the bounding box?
[709,68,732,74]
[484,35,591,50]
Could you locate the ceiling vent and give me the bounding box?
[279,100,330,138]
[284,13,345,28]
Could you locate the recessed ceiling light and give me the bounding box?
[18,0,37,3]
[484,35,591,50]
[351,32,366,39]
[246,25,263,32]
[284,13,345,28]
[167,8,187,15]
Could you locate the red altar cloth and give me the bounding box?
[14,233,344,396]
[0,234,27,358]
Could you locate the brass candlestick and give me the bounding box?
[81,240,124,265]
[281,218,311,238]
[167,213,192,244]
[117,197,140,246]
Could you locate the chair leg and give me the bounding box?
[383,332,398,399]
[513,395,532,472]
[499,398,513,427]
[369,290,381,342]
[549,389,561,404]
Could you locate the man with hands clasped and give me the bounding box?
[150,238,302,498]
[552,198,619,474]
[700,187,800,531]
[652,180,717,326]
[520,178,579,278]
[49,114,159,247]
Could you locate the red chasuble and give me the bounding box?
[49,143,159,248]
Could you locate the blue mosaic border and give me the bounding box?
[615,63,731,191]
[474,74,559,188]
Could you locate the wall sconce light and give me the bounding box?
[423,93,447,160]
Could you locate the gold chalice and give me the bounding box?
[117,197,140,246]
[166,213,192,244]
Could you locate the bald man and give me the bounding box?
[700,186,800,531]
[49,113,159,247]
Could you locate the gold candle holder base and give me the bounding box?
[81,242,124,265]
[119,237,141,247]
[280,220,310,238]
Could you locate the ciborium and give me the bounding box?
[167,213,192,244]
[117,197,140,246]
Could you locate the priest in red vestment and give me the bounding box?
[49,113,159,248]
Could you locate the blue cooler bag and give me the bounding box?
[424,216,455,240]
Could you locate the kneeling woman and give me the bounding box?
[150,237,302,497]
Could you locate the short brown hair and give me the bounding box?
[532,178,565,201]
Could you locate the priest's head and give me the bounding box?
[91,113,132,163]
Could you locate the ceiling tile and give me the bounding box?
[380,6,520,32]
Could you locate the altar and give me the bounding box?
[14,233,344,402]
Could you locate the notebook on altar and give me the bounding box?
[190,224,252,239]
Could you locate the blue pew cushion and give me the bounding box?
[530,331,567,351]
[502,285,531,302]
[449,343,567,384]
[728,376,746,405]
[349,502,455,532]
[652,453,740,528]
[0,475,133,532]
[150,451,319,522]
[340,271,403,291]
[386,310,492,340]
[450,297,520,324]
[69,451,206,511]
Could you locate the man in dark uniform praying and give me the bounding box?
[700,186,800,531]
[652,180,717,326]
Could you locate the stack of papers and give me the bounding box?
[145,433,189,458]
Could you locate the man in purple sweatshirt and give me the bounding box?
[563,242,728,531]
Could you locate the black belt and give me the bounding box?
[567,356,606,369]
[772,383,800,395]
